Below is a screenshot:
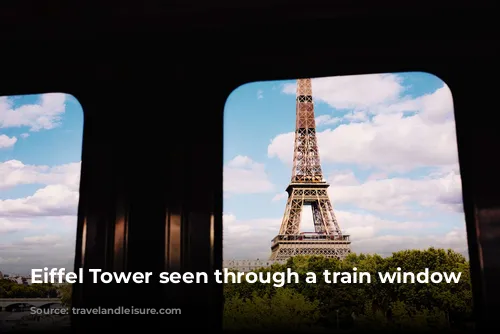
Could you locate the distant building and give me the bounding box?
[0,271,3,279]
[1,275,35,285]
[223,259,286,272]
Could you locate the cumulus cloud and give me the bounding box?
[0,160,81,191]
[224,155,275,194]
[223,211,468,260]
[353,229,468,258]
[283,74,405,110]
[324,169,463,215]
[0,218,42,234]
[0,185,79,218]
[223,73,467,261]
[223,213,282,260]
[272,77,456,172]
[315,115,341,127]
[0,134,17,148]
[0,160,81,218]
[267,88,463,215]
[0,215,78,273]
[0,93,78,274]
[0,93,67,131]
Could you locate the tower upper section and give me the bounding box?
[291,78,324,183]
[295,78,315,129]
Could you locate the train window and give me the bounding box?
[0,93,82,321]
[222,73,473,331]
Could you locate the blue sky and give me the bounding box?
[0,93,83,274]
[223,72,467,260]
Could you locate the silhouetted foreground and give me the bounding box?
[223,248,474,332]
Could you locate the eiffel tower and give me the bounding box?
[269,78,351,261]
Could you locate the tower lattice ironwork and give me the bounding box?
[269,78,351,261]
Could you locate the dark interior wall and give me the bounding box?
[0,0,498,331]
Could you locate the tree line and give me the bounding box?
[1,247,475,332]
[0,279,59,298]
[223,248,474,333]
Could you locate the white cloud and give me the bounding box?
[0,215,78,273]
[343,110,368,122]
[223,73,467,261]
[0,94,78,274]
[0,218,41,234]
[22,234,64,245]
[325,169,463,215]
[283,75,453,124]
[0,216,77,273]
[269,84,457,172]
[272,193,287,202]
[257,90,264,99]
[283,74,405,110]
[0,93,67,131]
[366,172,388,181]
[315,115,341,127]
[223,213,282,260]
[223,211,467,260]
[0,160,81,190]
[353,229,468,257]
[224,155,275,194]
[298,209,444,240]
[51,215,78,226]
[0,184,79,218]
[268,168,462,220]
[0,232,75,273]
[327,170,360,186]
[377,86,454,123]
[0,134,17,148]
[0,160,81,217]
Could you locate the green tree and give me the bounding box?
[355,301,388,330]
[0,279,58,298]
[223,248,473,331]
[224,288,320,331]
[58,284,72,307]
